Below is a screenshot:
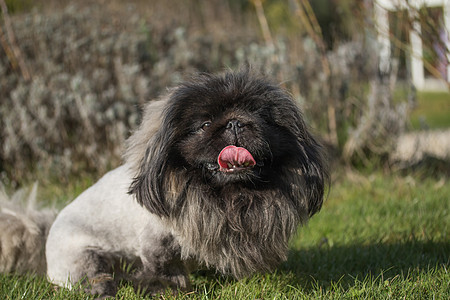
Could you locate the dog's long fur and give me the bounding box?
[0,70,328,296]
[0,184,56,275]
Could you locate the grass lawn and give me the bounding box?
[410,91,450,130]
[1,171,448,299]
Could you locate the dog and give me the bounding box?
[1,69,328,296]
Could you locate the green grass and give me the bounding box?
[410,91,450,130]
[1,173,449,299]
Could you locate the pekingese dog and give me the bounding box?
[44,69,328,296]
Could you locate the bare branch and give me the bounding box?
[251,0,274,49]
[0,0,31,81]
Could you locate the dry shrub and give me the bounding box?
[0,3,269,183]
[1,4,148,182]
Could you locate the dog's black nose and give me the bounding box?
[226,120,244,132]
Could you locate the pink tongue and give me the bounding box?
[218,145,256,169]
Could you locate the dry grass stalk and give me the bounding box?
[0,0,31,81]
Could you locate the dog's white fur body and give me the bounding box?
[46,165,154,287]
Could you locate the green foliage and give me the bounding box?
[3,0,33,14]
[260,0,363,46]
[309,0,360,47]
[410,91,450,130]
[264,0,303,35]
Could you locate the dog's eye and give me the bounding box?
[201,121,212,131]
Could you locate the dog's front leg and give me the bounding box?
[133,229,191,295]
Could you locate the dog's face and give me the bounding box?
[162,72,311,188]
[178,108,266,186]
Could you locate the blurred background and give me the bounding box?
[1,0,449,186]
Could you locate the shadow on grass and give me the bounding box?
[281,239,449,290]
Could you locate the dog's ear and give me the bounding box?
[128,120,175,218]
[272,96,329,217]
[297,132,329,217]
